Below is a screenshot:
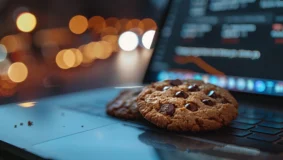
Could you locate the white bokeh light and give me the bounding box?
[0,44,7,62]
[142,30,156,49]
[118,31,139,51]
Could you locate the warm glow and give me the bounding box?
[79,44,95,64]
[18,101,36,108]
[117,18,129,33]
[56,50,69,69]
[126,19,144,34]
[101,27,118,37]
[1,35,19,53]
[0,59,11,76]
[70,48,83,67]
[89,42,104,59]
[34,28,73,47]
[118,31,139,51]
[97,41,113,59]
[0,44,7,62]
[56,49,76,69]
[106,17,121,31]
[8,62,28,83]
[102,35,119,52]
[16,12,37,32]
[140,18,157,31]
[63,49,76,67]
[69,15,88,34]
[88,16,106,34]
[142,30,156,49]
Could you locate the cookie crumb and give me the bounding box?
[14,125,17,128]
[81,125,84,128]
[20,123,23,126]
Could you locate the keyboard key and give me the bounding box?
[259,121,283,129]
[265,116,283,123]
[229,122,254,130]
[233,117,261,125]
[222,128,251,137]
[251,126,281,135]
[248,133,280,142]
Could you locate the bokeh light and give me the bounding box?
[56,50,69,69]
[126,19,144,34]
[142,30,156,49]
[117,18,129,33]
[63,49,76,68]
[100,27,118,37]
[1,35,19,53]
[96,41,113,59]
[102,35,119,52]
[16,12,37,32]
[140,18,157,31]
[106,17,121,31]
[118,31,139,51]
[88,16,106,34]
[0,59,11,76]
[0,44,7,62]
[13,7,29,21]
[8,62,28,83]
[18,101,36,108]
[70,48,83,67]
[79,45,94,65]
[56,49,76,69]
[69,15,88,34]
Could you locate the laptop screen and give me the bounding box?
[145,0,283,96]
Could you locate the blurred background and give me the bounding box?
[0,0,168,103]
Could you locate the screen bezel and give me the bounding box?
[142,0,283,100]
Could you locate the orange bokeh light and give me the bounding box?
[79,45,95,64]
[96,41,113,59]
[102,35,119,52]
[88,16,106,34]
[117,18,129,33]
[69,15,88,34]
[106,17,121,31]
[126,19,144,33]
[70,48,83,67]
[16,12,37,32]
[8,62,28,83]
[140,18,157,31]
[100,27,118,37]
[1,35,19,53]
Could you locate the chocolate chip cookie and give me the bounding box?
[137,79,238,132]
[107,89,142,119]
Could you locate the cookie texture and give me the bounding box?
[137,79,238,132]
[107,89,142,119]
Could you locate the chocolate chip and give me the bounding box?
[202,99,215,106]
[188,84,199,91]
[159,104,175,116]
[170,79,183,86]
[163,86,171,91]
[207,90,217,98]
[28,121,33,126]
[175,91,188,98]
[185,103,198,111]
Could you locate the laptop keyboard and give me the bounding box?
[224,107,283,144]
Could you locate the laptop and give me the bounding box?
[1,0,283,159]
